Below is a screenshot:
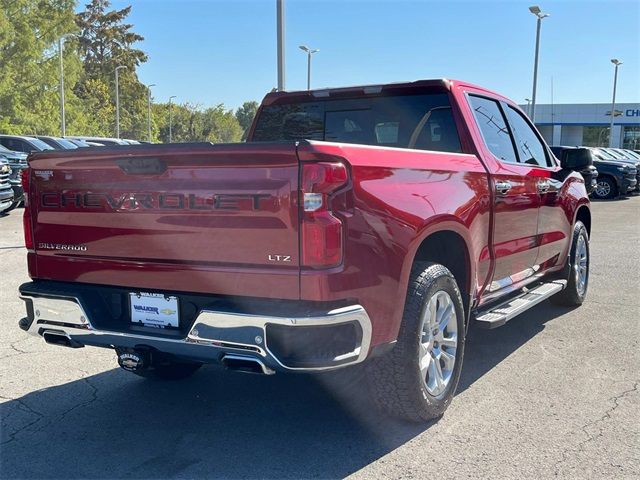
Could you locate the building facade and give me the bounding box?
[519,103,640,149]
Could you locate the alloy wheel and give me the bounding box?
[575,234,588,296]
[595,181,611,198]
[419,290,458,397]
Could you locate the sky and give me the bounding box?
[106,0,640,109]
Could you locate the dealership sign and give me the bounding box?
[606,109,640,117]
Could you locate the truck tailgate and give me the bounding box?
[27,143,301,299]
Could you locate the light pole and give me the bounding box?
[609,59,623,148]
[115,65,127,138]
[168,95,176,143]
[147,84,156,142]
[299,45,319,90]
[525,98,532,118]
[58,34,76,136]
[528,5,549,124]
[277,0,285,91]
[59,36,67,137]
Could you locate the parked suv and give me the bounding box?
[550,146,597,195]
[0,145,28,210]
[595,147,640,193]
[67,136,130,146]
[0,156,15,214]
[0,135,55,154]
[34,136,79,150]
[588,147,637,199]
[612,148,640,162]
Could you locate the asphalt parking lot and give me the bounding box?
[1,198,638,479]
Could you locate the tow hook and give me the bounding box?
[116,347,151,372]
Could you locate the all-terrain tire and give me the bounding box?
[366,262,466,422]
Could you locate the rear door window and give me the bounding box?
[504,106,551,167]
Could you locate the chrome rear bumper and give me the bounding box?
[20,291,372,372]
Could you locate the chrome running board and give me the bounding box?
[475,280,567,329]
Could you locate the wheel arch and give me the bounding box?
[575,204,591,237]
[404,221,475,324]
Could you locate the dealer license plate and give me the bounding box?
[129,292,179,328]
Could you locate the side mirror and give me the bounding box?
[561,150,593,170]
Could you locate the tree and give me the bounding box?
[0,1,248,143]
[153,102,243,144]
[0,0,82,135]
[235,101,259,135]
[76,0,147,78]
[73,78,114,135]
[75,0,148,138]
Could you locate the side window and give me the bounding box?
[0,138,15,151]
[505,106,550,167]
[468,96,518,164]
[5,138,28,153]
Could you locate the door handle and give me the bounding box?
[495,180,512,195]
[537,180,551,193]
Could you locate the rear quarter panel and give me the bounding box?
[298,141,492,346]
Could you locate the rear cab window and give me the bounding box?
[252,92,463,154]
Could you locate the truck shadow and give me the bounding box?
[1,301,568,479]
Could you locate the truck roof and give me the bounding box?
[260,78,496,106]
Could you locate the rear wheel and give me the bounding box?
[366,262,466,422]
[552,221,589,306]
[593,176,617,200]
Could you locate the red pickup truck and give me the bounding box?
[18,79,591,422]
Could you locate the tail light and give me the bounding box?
[21,168,34,251]
[301,162,348,268]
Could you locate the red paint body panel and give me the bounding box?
[27,143,301,299]
[298,142,491,344]
[24,79,590,352]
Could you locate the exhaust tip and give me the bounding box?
[222,354,275,375]
[42,331,83,348]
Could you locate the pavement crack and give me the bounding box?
[0,398,46,446]
[1,369,100,446]
[10,342,29,355]
[7,337,35,356]
[58,372,100,421]
[553,380,639,476]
